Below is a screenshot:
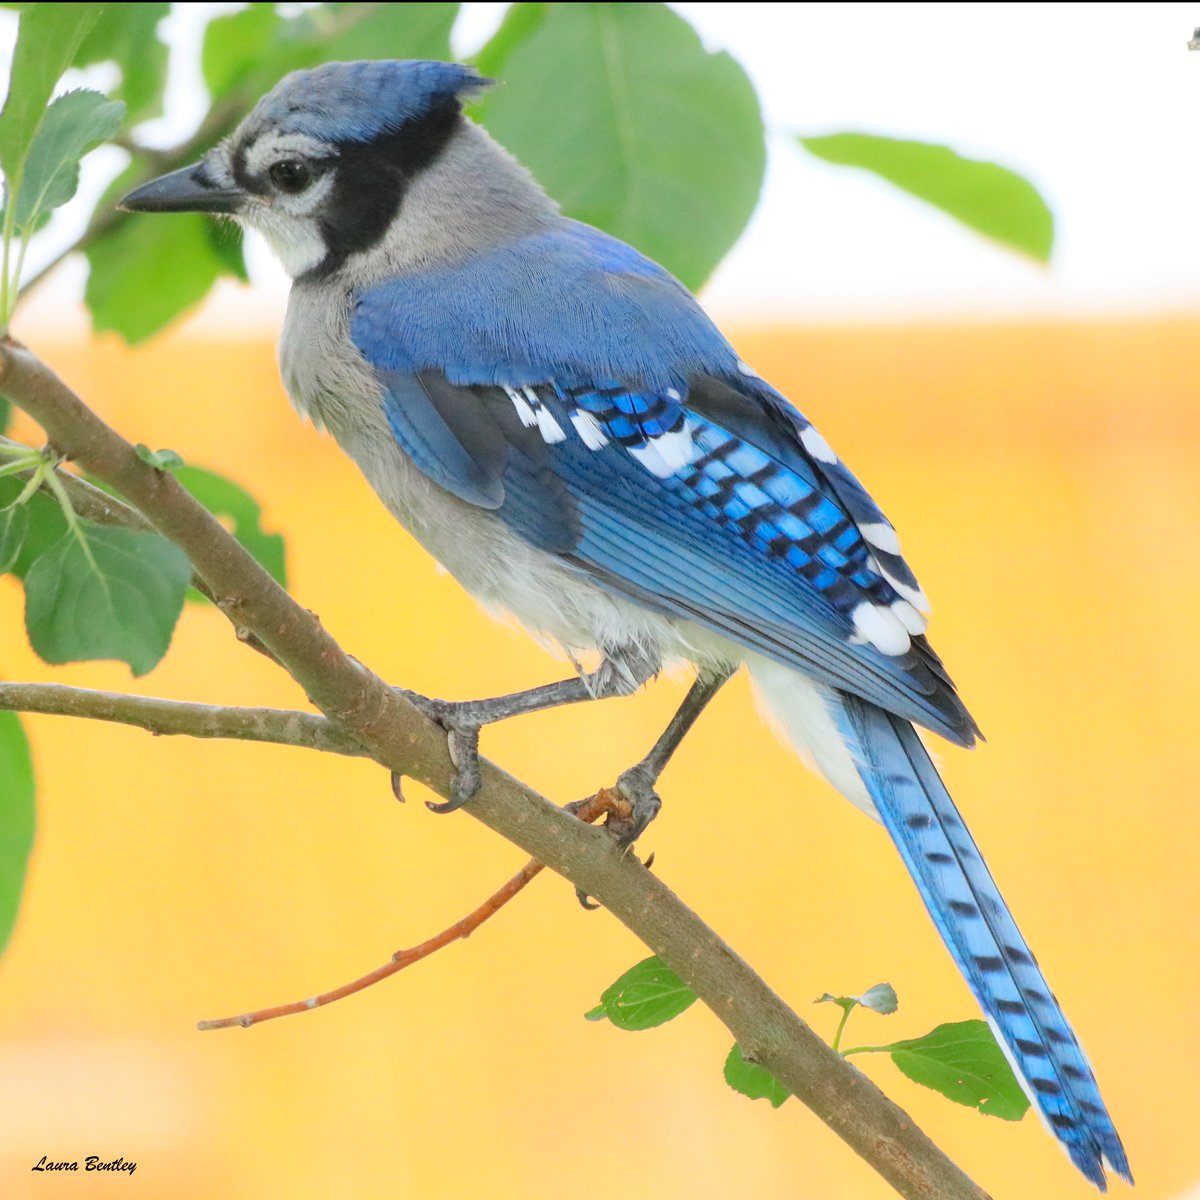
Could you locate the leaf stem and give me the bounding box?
[832,1002,855,1054]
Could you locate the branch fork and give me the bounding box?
[0,339,990,1200]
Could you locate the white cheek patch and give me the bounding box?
[245,207,327,277]
[628,427,696,479]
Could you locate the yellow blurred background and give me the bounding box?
[0,316,1195,1199]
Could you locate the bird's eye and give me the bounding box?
[269,160,312,194]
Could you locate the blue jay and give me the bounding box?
[120,60,1130,1188]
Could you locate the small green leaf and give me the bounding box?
[588,955,697,1031]
[0,502,29,571]
[882,1020,1031,1121]
[816,992,856,1010]
[798,132,1054,264]
[13,89,124,234]
[85,213,224,343]
[0,711,35,958]
[479,2,765,290]
[23,523,191,676]
[174,465,286,590]
[856,983,898,1015]
[583,1003,606,1022]
[724,1044,789,1108]
[0,3,106,185]
[134,444,184,472]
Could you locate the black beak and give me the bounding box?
[119,162,247,215]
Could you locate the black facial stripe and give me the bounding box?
[231,144,269,196]
[308,96,463,277]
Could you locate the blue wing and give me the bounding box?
[349,224,977,745]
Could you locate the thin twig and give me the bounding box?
[0,340,989,1200]
[198,790,623,1031]
[0,681,368,757]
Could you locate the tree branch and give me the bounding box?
[197,790,623,1031]
[0,340,990,1200]
[0,681,369,757]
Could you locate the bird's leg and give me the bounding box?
[607,666,735,847]
[395,647,659,813]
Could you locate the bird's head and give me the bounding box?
[120,60,491,278]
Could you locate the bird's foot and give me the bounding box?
[394,690,486,813]
[609,762,663,848]
[565,789,659,911]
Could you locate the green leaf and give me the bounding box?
[479,2,765,290]
[472,2,549,77]
[85,213,224,343]
[816,992,855,1010]
[202,3,458,101]
[322,2,458,63]
[583,1003,606,1022]
[23,523,191,676]
[134,444,184,472]
[587,955,697,1031]
[201,3,283,97]
[798,132,1054,264]
[0,501,29,571]
[855,983,898,1015]
[174,465,286,590]
[0,477,66,578]
[723,1044,789,1108]
[13,89,124,234]
[0,3,105,185]
[817,983,898,1015]
[882,1020,1031,1121]
[0,711,35,958]
[204,219,248,282]
[74,2,169,124]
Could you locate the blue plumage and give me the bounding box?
[355,218,1128,1187]
[245,60,489,145]
[831,694,1131,1187]
[121,58,1131,1190]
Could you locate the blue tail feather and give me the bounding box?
[830,692,1131,1190]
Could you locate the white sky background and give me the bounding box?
[13,2,1200,331]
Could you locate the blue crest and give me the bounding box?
[245,60,491,145]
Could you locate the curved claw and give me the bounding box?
[575,887,601,910]
[610,764,663,847]
[427,723,482,814]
